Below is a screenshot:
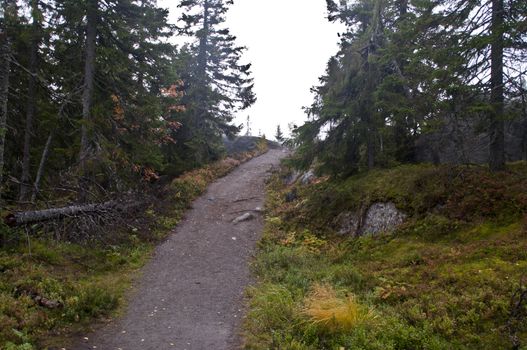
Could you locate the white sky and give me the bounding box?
[159,0,344,140]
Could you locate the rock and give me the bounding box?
[359,202,406,236]
[334,211,361,236]
[284,171,302,186]
[285,188,298,203]
[300,170,316,185]
[232,212,255,224]
[34,295,63,309]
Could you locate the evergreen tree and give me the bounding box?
[19,0,42,201]
[434,0,526,170]
[292,0,526,176]
[245,115,251,136]
[275,125,284,143]
[0,0,17,186]
[0,0,183,201]
[175,0,256,166]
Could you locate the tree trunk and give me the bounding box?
[398,0,408,16]
[4,199,142,227]
[364,0,384,170]
[197,0,209,82]
[489,0,505,171]
[31,131,52,202]
[19,0,40,201]
[79,0,98,200]
[195,0,210,133]
[0,0,16,186]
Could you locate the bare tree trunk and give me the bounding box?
[79,0,98,200]
[197,0,209,82]
[364,0,384,170]
[5,199,143,227]
[398,0,408,15]
[19,0,40,201]
[367,130,375,169]
[0,0,16,186]
[31,131,52,202]
[489,0,505,171]
[521,75,527,160]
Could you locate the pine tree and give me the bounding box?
[293,0,525,176]
[245,115,251,136]
[0,0,16,186]
[437,0,526,171]
[275,125,284,143]
[19,0,42,201]
[176,0,256,165]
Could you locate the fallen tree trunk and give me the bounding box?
[4,200,142,227]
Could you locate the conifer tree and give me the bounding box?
[19,0,42,201]
[176,0,256,165]
[275,125,284,143]
[0,0,16,186]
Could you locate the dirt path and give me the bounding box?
[73,149,285,350]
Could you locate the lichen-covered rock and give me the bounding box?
[300,170,316,185]
[359,202,406,235]
[334,211,361,236]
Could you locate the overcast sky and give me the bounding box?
[159,0,344,140]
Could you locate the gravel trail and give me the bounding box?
[73,149,285,350]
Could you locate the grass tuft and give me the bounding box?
[303,283,376,333]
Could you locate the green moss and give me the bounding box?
[244,163,527,349]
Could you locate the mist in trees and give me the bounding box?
[275,125,284,143]
[1,0,525,208]
[168,0,256,170]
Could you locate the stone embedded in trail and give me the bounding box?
[232,212,255,224]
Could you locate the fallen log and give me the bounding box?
[4,200,142,227]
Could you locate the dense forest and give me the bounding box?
[0,0,254,206]
[0,0,526,349]
[292,0,526,176]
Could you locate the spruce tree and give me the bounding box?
[176,0,256,165]
[275,125,284,143]
[0,0,16,186]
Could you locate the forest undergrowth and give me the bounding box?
[244,162,527,350]
[0,143,267,350]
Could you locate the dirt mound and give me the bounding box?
[223,136,281,155]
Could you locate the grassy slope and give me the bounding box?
[244,162,527,350]
[0,145,267,350]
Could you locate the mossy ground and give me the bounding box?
[0,142,268,350]
[244,162,527,350]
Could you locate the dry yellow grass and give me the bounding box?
[303,283,376,332]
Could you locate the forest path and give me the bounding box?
[73,149,286,350]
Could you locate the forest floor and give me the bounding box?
[243,162,527,349]
[72,149,286,350]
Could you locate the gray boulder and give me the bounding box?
[359,202,407,236]
[335,211,361,236]
[300,170,316,185]
[335,202,407,237]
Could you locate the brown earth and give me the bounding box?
[72,149,286,350]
